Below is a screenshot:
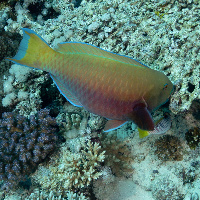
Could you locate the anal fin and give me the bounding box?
[104,120,127,132]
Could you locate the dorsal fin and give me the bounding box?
[56,42,148,68]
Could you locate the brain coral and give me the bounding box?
[0,108,59,190]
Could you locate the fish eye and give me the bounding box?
[163,83,168,90]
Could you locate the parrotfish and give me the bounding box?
[138,114,172,138]
[6,28,173,132]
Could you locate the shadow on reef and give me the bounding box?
[40,75,66,110]
[27,1,60,21]
[190,100,200,121]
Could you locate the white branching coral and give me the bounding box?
[32,139,105,197]
[66,191,88,200]
[58,140,105,189]
[25,189,88,200]
[26,190,63,200]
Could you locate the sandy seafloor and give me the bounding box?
[0,0,200,199]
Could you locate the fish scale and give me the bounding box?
[6,28,173,132]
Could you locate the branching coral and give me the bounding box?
[57,112,82,131]
[59,141,105,189]
[25,189,88,200]
[0,108,59,190]
[32,139,105,198]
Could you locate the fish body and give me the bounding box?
[6,29,173,131]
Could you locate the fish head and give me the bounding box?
[145,72,174,111]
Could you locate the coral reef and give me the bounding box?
[2,64,33,107]
[87,113,105,132]
[93,177,154,200]
[26,190,64,200]
[2,0,200,114]
[190,193,200,200]
[1,64,64,117]
[1,0,200,199]
[101,134,133,177]
[152,177,185,200]
[56,104,106,140]
[0,32,20,63]
[185,127,200,150]
[57,111,83,131]
[154,135,183,161]
[25,189,88,200]
[32,138,105,198]
[56,104,88,139]
[0,108,59,190]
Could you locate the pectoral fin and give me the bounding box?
[129,102,154,131]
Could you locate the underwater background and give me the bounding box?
[0,0,200,199]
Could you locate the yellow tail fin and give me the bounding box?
[6,28,53,69]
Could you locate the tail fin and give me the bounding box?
[6,28,53,70]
